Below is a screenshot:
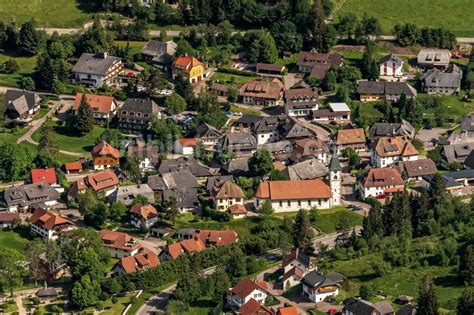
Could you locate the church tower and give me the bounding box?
[329,149,342,207]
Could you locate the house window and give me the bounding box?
[298,200,301,206]
[287,201,291,207]
[308,200,311,205]
[279,201,282,207]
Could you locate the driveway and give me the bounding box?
[138,237,166,255]
[297,119,331,141]
[415,128,448,151]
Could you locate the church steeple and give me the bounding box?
[329,147,341,207]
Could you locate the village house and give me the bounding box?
[194,123,223,148]
[210,83,230,97]
[417,49,451,70]
[395,159,437,181]
[126,139,159,170]
[64,161,83,175]
[193,229,238,247]
[289,138,330,165]
[31,168,63,193]
[219,132,257,158]
[92,141,120,170]
[68,169,119,199]
[4,183,60,212]
[148,170,199,200]
[100,230,142,258]
[285,87,319,117]
[158,156,213,178]
[239,78,285,106]
[30,208,77,240]
[256,63,286,76]
[174,138,200,155]
[172,55,206,84]
[130,204,158,229]
[159,238,205,261]
[108,184,155,206]
[141,39,177,67]
[359,168,404,199]
[286,158,328,180]
[212,181,245,211]
[113,249,160,276]
[255,178,338,212]
[379,54,404,77]
[461,114,474,132]
[226,278,270,309]
[422,170,474,196]
[371,136,419,168]
[296,48,343,80]
[71,52,123,88]
[301,271,344,303]
[343,297,395,315]
[4,90,41,124]
[282,249,314,289]
[357,81,417,102]
[118,98,162,134]
[442,131,474,166]
[335,127,367,153]
[238,299,273,315]
[277,306,299,315]
[72,93,118,126]
[313,102,351,124]
[368,120,416,143]
[228,204,247,219]
[0,212,20,228]
[422,64,462,95]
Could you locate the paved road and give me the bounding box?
[297,119,331,141]
[313,226,362,252]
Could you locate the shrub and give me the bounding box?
[217,67,255,77]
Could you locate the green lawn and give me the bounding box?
[230,104,260,116]
[0,230,30,251]
[0,53,37,88]
[0,0,97,28]
[33,108,50,120]
[276,207,364,234]
[420,93,474,124]
[213,71,258,85]
[337,0,474,37]
[114,41,147,55]
[31,121,106,154]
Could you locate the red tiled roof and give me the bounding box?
[374,136,419,158]
[229,278,269,300]
[86,170,119,191]
[278,306,299,315]
[173,56,203,71]
[166,242,184,259]
[73,93,115,114]
[130,204,158,220]
[194,230,238,247]
[92,141,120,159]
[0,212,20,222]
[178,138,200,147]
[100,230,142,252]
[336,128,366,145]
[255,179,331,200]
[239,298,273,315]
[31,168,57,185]
[30,208,74,230]
[64,161,83,171]
[228,204,247,215]
[119,249,160,274]
[164,238,206,260]
[363,168,404,188]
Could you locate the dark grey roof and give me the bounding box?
[72,53,121,76]
[158,157,212,177]
[379,53,403,65]
[234,115,263,126]
[163,188,199,209]
[279,119,312,139]
[396,304,417,315]
[357,81,385,95]
[141,40,177,64]
[344,298,394,315]
[286,158,328,180]
[464,150,474,169]
[368,120,415,140]
[302,271,341,289]
[222,157,250,176]
[422,64,462,89]
[5,90,39,117]
[385,82,417,97]
[148,170,199,191]
[176,227,197,236]
[195,123,222,139]
[36,288,58,297]
[444,169,474,180]
[108,184,155,206]
[205,175,234,193]
[461,114,474,132]
[358,81,416,97]
[329,150,342,172]
[221,133,257,151]
[256,63,285,73]
[120,98,161,115]
[4,183,59,207]
[282,249,311,269]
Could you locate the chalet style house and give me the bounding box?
[379,53,404,77]
[335,128,367,153]
[417,49,451,70]
[4,90,41,124]
[301,271,344,303]
[296,48,343,80]
[371,136,419,168]
[141,40,177,67]
[118,98,162,134]
[71,52,123,88]
[357,81,417,102]
[239,79,284,106]
[92,141,120,170]
[30,208,77,240]
[359,168,404,199]
[285,87,319,117]
[226,278,270,309]
[72,93,118,126]
[313,102,351,124]
[100,230,142,258]
[422,64,462,95]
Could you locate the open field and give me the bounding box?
[0,230,30,251]
[31,121,105,154]
[337,0,474,37]
[212,71,258,85]
[0,0,96,28]
[0,53,36,88]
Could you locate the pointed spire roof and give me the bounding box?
[330,149,341,172]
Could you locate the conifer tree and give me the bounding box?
[418,276,439,315]
[292,209,314,253]
[76,95,94,135]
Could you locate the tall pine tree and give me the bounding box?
[76,95,94,135]
[292,209,315,253]
[418,276,440,315]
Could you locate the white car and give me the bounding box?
[158,89,173,96]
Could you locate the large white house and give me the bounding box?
[371,136,419,168]
[71,52,124,88]
[379,54,404,77]
[301,271,344,303]
[285,87,319,117]
[226,278,269,309]
[99,230,142,258]
[30,208,77,240]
